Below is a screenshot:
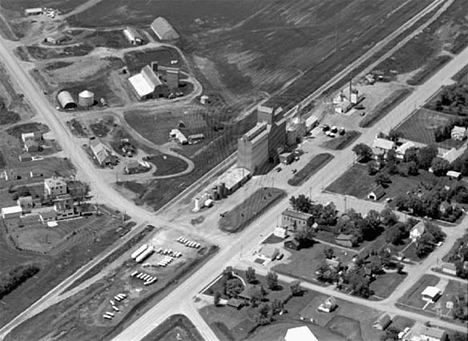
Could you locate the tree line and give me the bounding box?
[0,264,40,300]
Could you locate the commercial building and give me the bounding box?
[421,286,442,302]
[214,167,251,194]
[24,8,43,16]
[286,117,306,145]
[129,65,167,100]
[237,122,269,174]
[1,206,22,219]
[372,137,395,158]
[281,209,313,231]
[305,115,319,132]
[44,177,67,197]
[165,67,180,89]
[419,326,447,341]
[123,26,144,45]
[151,17,179,40]
[17,196,33,213]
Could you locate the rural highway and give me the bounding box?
[112,40,468,340]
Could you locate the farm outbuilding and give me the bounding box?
[1,206,22,219]
[45,33,67,45]
[78,90,95,107]
[123,26,144,45]
[129,65,167,100]
[57,91,77,109]
[25,8,43,16]
[151,17,180,41]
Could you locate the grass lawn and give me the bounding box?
[394,108,465,149]
[0,151,6,169]
[145,154,188,176]
[389,316,415,331]
[397,274,440,309]
[370,272,407,299]
[6,122,49,138]
[262,234,285,245]
[434,280,468,319]
[219,187,286,233]
[326,163,375,198]
[123,48,185,73]
[320,131,361,151]
[272,242,356,283]
[407,55,452,86]
[141,314,204,341]
[288,153,333,187]
[359,88,413,128]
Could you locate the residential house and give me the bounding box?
[24,139,40,152]
[273,226,288,239]
[281,209,314,232]
[39,210,57,223]
[89,138,110,166]
[44,177,67,197]
[372,137,395,158]
[395,141,415,160]
[419,326,447,341]
[367,185,386,201]
[17,196,33,213]
[284,237,301,251]
[446,171,462,180]
[421,286,442,302]
[226,298,244,309]
[372,313,391,330]
[54,194,75,219]
[21,131,42,142]
[317,296,337,313]
[18,153,32,162]
[410,221,425,241]
[335,234,354,247]
[67,181,88,199]
[258,245,279,261]
[284,326,318,341]
[451,126,467,141]
[441,263,457,276]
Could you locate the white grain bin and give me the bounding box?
[193,197,200,212]
[78,90,94,107]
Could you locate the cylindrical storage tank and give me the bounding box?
[217,184,224,199]
[78,90,94,107]
[131,244,148,259]
[212,189,219,201]
[135,246,154,263]
[204,199,213,207]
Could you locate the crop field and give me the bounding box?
[67,0,434,107]
[394,108,465,149]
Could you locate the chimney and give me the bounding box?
[151,61,158,72]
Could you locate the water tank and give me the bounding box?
[78,90,94,107]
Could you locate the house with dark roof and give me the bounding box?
[367,185,386,201]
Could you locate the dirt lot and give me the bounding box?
[0,212,128,328]
[124,48,185,73]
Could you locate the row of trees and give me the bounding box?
[447,232,468,279]
[435,83,468,115]
[0,264,40,300]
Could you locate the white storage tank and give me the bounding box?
[78,90,94,107]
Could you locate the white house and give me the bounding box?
[421,286,442,302]
[451,126,467,141]
[44,177,67,197]
[410,221,425,241]
[419,325,447,341]
[273,226,288,239]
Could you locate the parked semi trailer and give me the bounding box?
[135,246,155,263]
[131,244,148,260]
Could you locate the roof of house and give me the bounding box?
[17,196,33,205]
[282,209,313,221]
[44,177,67,188]
[124,26,143,41]
[227,298,244,307]
[373,138,395,151]
[284,237,301,246]
[411,221,425,235]
[374,313,391,327]
[40,210,57,220]
[259,245,279,259]
[420,326,446,339]
[369,185,386,199]
[285,326,318,341]
[21,131,42,141]
[151,17,179,40]
[324,296,336,307]
[141,65,163,87]
[421,286,442,298]
[89,139,109,164]
[396,141,415,155]
[441,146,466,163]
[451,126,467,135]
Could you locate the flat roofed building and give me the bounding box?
[420,326,447,341]
[215,167,251,194]
[1,206,22,219]
[281,209,313,231]
[151,17,179,41]
[44,177,67,197]
[373,138,395,152]
[169,129,188,145]
[25,8,43,16]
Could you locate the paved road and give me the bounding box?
[112,42,468,340]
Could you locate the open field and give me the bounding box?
[123,48,185,73]
[407,55,452,86]
[140,314,204,341]
[145,154,188,177]
[394,108,466,149]
[287,153,333,187]
[326,164,376,199]
[218,187,286,233]
[272,242,356,284]
[4,242,218,341]
[359,88,413,128]
[0,212,127,328]
[370,272,407,299]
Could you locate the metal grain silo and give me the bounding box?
[78,90,94,107]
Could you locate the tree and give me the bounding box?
[295,227,315,247]
[404,147,419,164]
[246,267,257,284]
[324,247,335,259]
[346,272,372,298]
[381,208,399,226]
[431,157,451,176]
[289,194,312,212]
[225,278,243,298]
[416,232,435,258]
[407,161,419,175]
[425,222,446,243]
[267,271,279,290]
[271,299,284,314]
[316,261,330,282]
[250,285,266,307]
[375,173,391,187]
[254,303,273,325]
[419,145,438,170]
[388,130,404,142]
[214,291,221,306]
[384,222,406,245]
[222,266,234,280]
[452,331,468,341]
[290,280,302,296]
[352,143,373,161]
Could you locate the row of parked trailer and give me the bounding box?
[176,237,201,248]
[131,244,155,263]
[158,256,174,267]
[130,271,157,285]
[156,248,182,258]
[103,293,127,320]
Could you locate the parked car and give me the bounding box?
[291,169,297,174]
[276,167,282,172]
[322,125,330,132]
[360,112,366,116]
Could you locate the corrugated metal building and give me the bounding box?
[151,17,179,41]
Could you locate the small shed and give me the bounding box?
[446,170,462,180]
[57,91,77,109]
[367,185,386,201]
[421,286,442,302]
[284,237,301,250]
[372,313,391,330]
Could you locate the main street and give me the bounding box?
[112,45,468,340]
